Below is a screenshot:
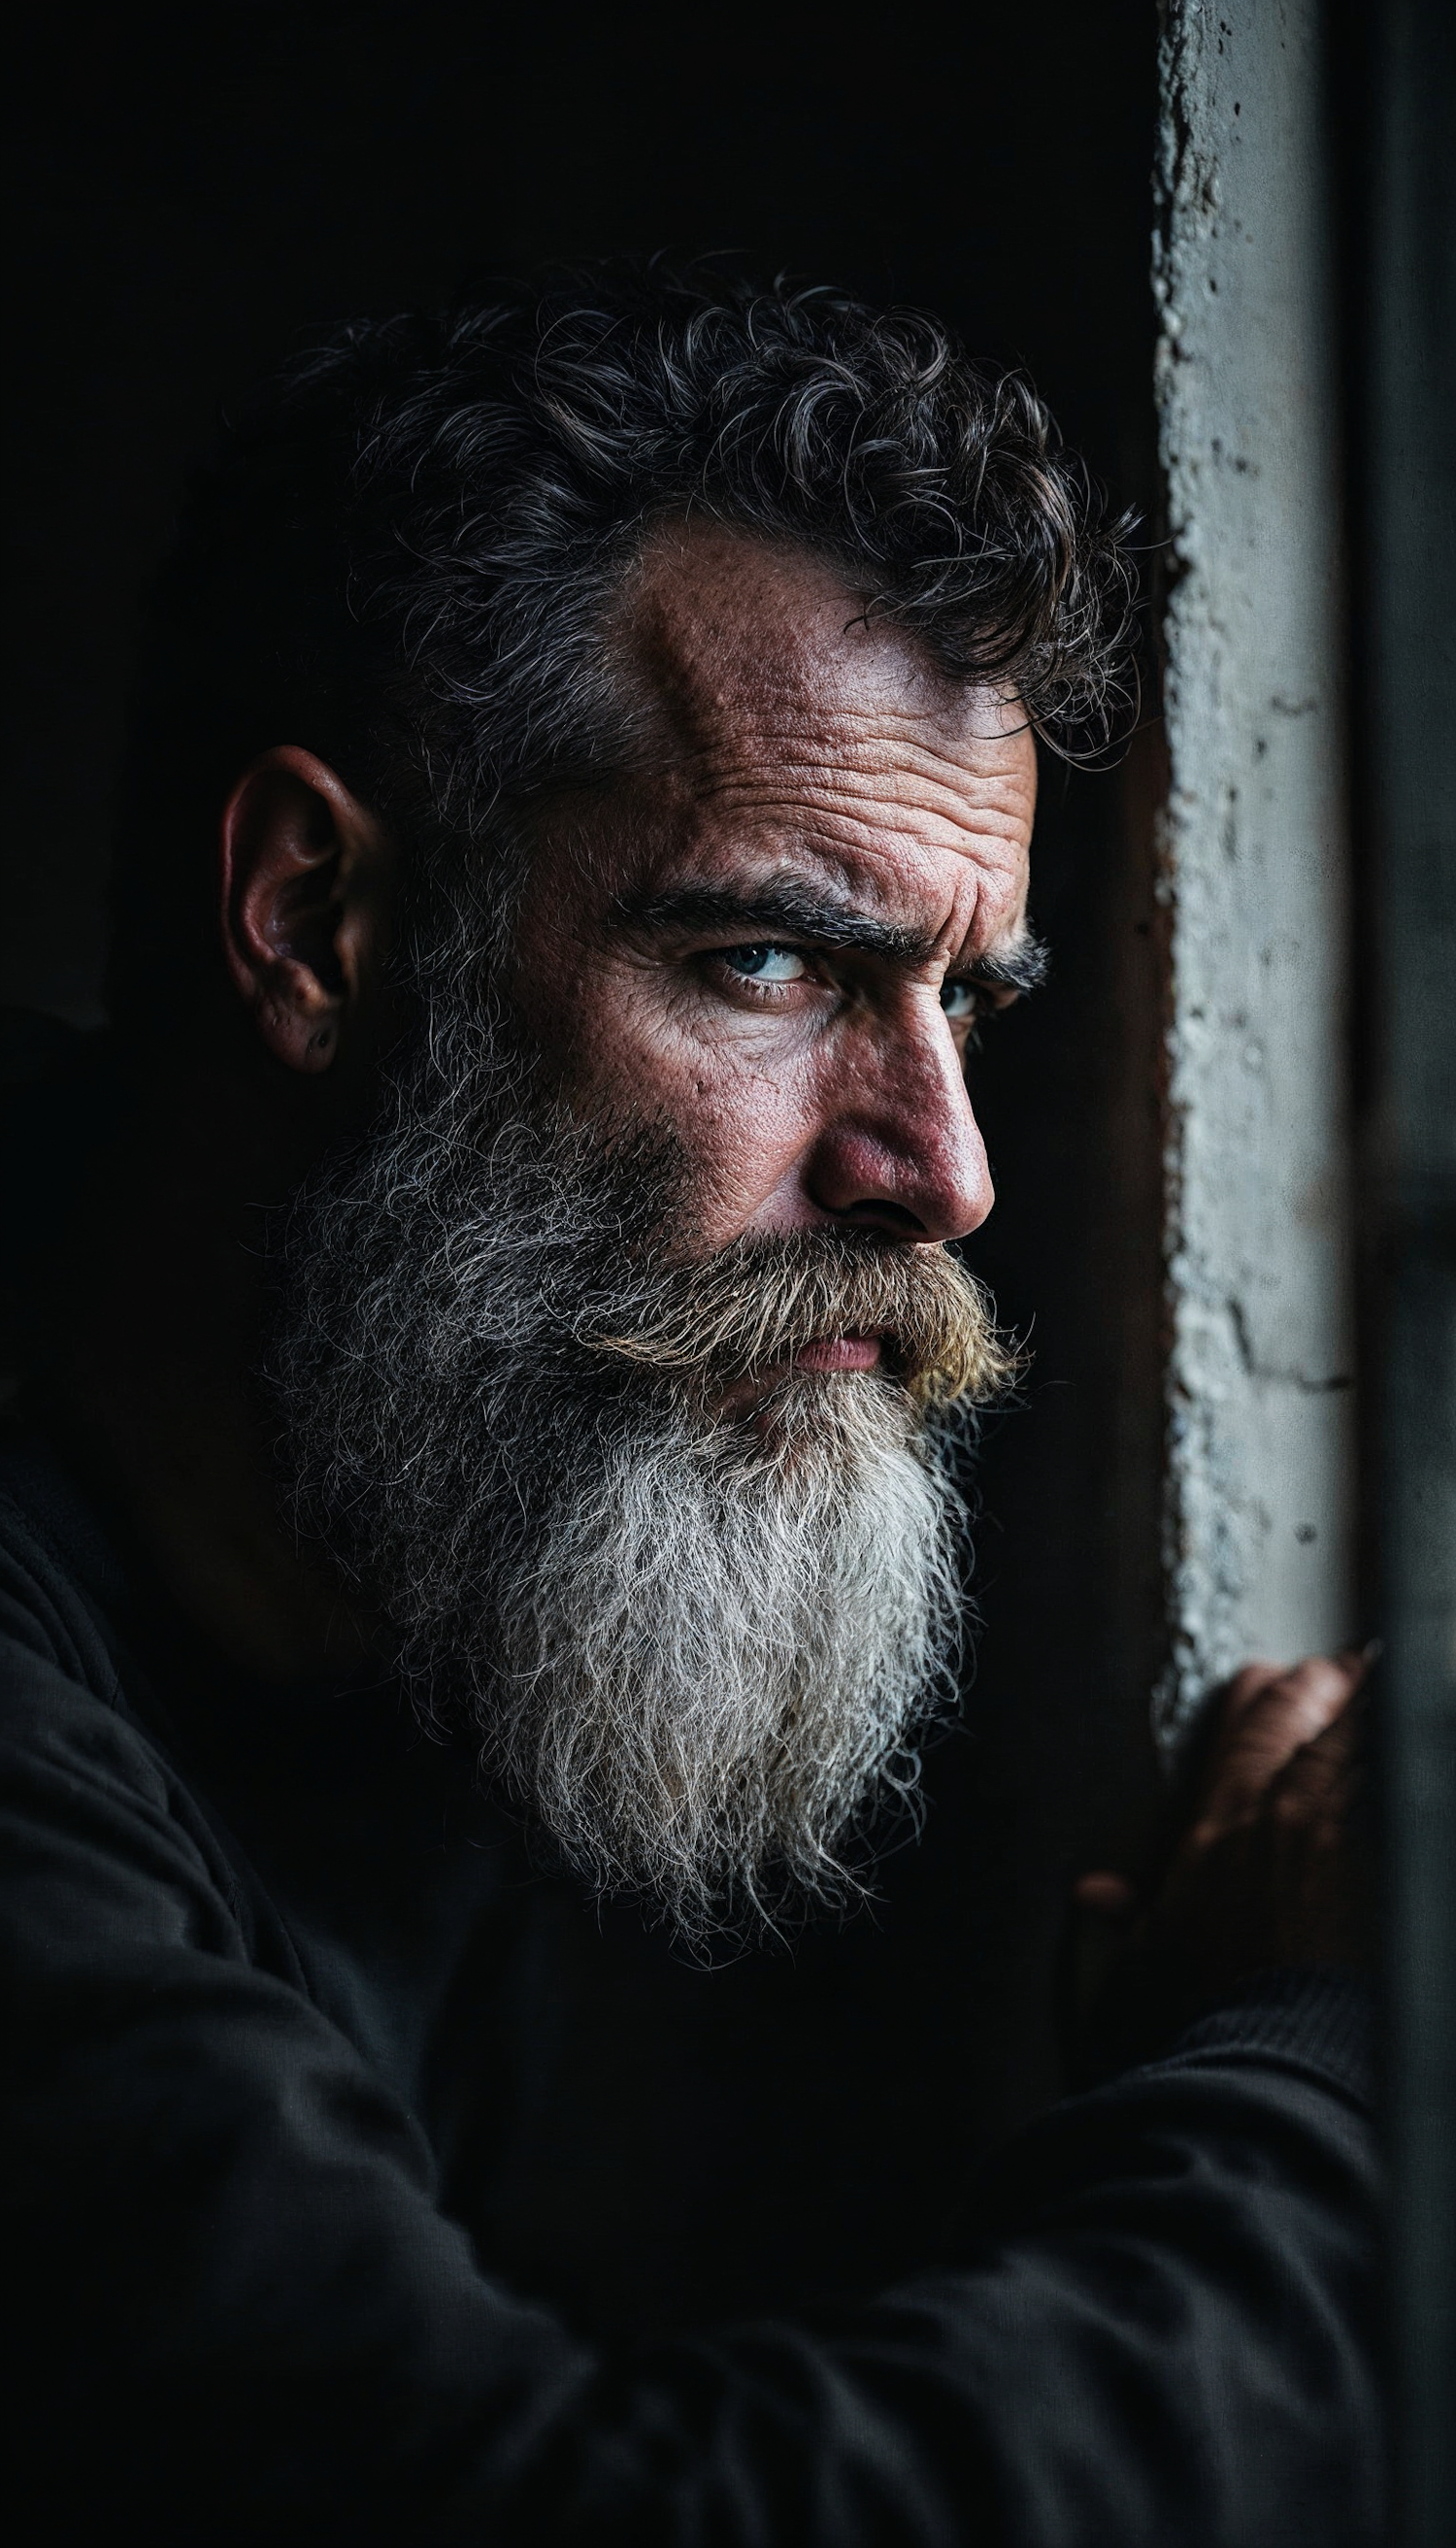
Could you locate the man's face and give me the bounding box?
[510,524,1040,1305]
[271,525,1035,1937]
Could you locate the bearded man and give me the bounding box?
[1,269,1378,2543]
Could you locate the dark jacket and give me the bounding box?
[0,1431,1381,2544]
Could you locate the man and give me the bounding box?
[2,268,1377,2540]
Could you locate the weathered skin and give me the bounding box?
[507,523,1038,1262]
[42,519,1367,1980]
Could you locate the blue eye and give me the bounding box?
[723,944,810,982]
[940,978,980,1020]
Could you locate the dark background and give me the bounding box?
[4,1,1166,2309]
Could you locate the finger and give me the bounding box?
[1202,1653,1369,1829]
[1266,1701,1365,1819]
[1208,1640,1356,1763]
[1220,1659,1286,1718]
[1162,1660,1298,1838]
[1217,1645,1373,1734]
[1228,1650,1366,1757]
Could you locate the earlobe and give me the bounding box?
[218,745,387,1075]
[248,953,342,1076]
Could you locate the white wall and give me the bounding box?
[1153,0,1357,1737]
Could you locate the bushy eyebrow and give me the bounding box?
[963,935,1050,996]
[620,881,1048,995]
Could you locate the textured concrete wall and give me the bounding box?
[1153,0,1356,1737]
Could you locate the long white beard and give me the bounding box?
[268,998,1006,1941]
[478,1370,966,1936]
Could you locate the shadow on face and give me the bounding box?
[507,522,1042,1257]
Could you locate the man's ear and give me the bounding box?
[219,746,392,1074]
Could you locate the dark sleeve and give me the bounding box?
[2,1630,1382,2548]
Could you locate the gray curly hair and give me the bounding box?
[111,259,1137,1030]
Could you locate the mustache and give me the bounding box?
[581,1229,1020,1410]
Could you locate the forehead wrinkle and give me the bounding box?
[680,691,1031,792]
[609,525,1035,949]
[663,683,1038,883]
[624,819,1021,977]
[672,788,1032,934]
[618,523,1031,790]
[686,767,1033,871]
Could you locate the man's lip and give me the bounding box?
[793,1334,883,1373]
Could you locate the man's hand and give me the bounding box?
[1073,1649,1373,2060]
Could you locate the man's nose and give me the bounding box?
[801,1017,995,1243]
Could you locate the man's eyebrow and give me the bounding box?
[621,881,929,963]
[621,881,1049,996]
[955,934,1050,998]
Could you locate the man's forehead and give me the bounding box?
[621,517,1031,764]
[612,520,1038,948]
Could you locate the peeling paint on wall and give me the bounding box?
[1153,0,1356,1738]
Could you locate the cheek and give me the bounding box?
[666,1059,811,1237]
[562,988,815,1237]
